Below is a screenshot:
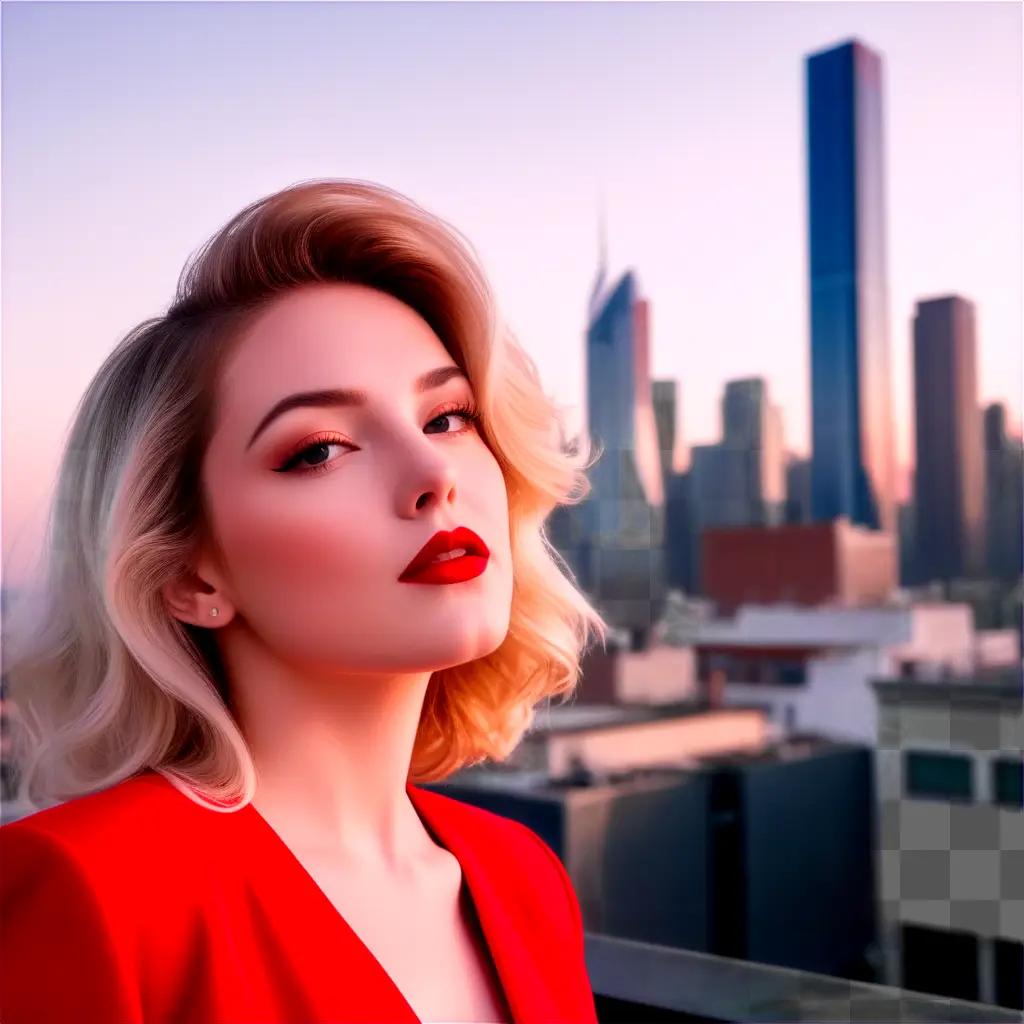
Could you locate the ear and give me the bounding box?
[161,563,234,628]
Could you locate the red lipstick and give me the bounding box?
[398,526,490,585]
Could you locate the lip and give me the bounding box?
[398,526,491,585]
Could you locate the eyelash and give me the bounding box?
[273,401,482,477]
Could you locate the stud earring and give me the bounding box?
[210,607,219,618]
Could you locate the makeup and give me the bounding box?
[398,526,490,585]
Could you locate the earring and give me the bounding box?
[210,607,219,618]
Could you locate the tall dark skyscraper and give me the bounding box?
[912,296,987,581]
[805,39,897,540]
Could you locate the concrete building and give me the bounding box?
[872,670,1023,1009]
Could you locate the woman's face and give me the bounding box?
[197,281,513,676]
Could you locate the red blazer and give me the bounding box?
[0,769,598,1023]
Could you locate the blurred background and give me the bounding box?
[2,1,1022,1019]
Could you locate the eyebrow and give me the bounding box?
[245,365,469,451]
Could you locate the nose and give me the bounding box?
[396,445,459,517]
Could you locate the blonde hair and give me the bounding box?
[2,178,608,812]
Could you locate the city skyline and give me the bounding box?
[3,1,1021,587]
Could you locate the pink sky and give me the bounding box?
[3,1,1020,587]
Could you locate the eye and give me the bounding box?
[423,401,481,436]
[273,400,482,477]
[273,432,351,476]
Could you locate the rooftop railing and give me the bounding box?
[585,932,1023,1023]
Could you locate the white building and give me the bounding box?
[689,601,1021,747]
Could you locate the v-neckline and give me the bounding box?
[239,779,518,1024]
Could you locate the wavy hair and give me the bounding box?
[2,178,609,812]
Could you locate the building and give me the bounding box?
[652,378,687,481]
[912,295,988,582]
[569,261,667,644]
[653,378,694,596]
[688,600,1012,748]
[872,670,1023,1010]
[984,403,1024,581]
[692,379,786,530]
[436,723,879,982]
[784,454,812,525]
[701,516,897,613]
[806,39,898,540]
[898,495,920,586]
[685,378,788,593]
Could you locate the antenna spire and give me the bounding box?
[589,179,608,316]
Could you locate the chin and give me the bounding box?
[410,623,509,670]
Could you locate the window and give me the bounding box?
[994,937,1023,1011]
[904,751,973,802]
[777,660,806,685]
[901,924,979,1002]
[992,758,1023,809]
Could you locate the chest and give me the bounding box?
[298,850,514,1024]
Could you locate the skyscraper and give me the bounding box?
[722,378,786,524]
[912,296,987,582]
[582,268,666,641]
[652,378,686,481]
[551,194,667,643]
[983,402,1022,581]
[653,379,691,595]
[690,377,786,532]
[806,39,897,541]
[686,377,787,590]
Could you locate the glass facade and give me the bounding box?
[806,40,897,538]
[579,269,667,635]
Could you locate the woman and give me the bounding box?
[0,179,608,1023]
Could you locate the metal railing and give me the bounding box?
[585,932,1023,1023]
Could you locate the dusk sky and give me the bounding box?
[3,1,1021,587]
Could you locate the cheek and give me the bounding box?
[473,443,507,504]
[213,470,395,608]
[482,456,511,543]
